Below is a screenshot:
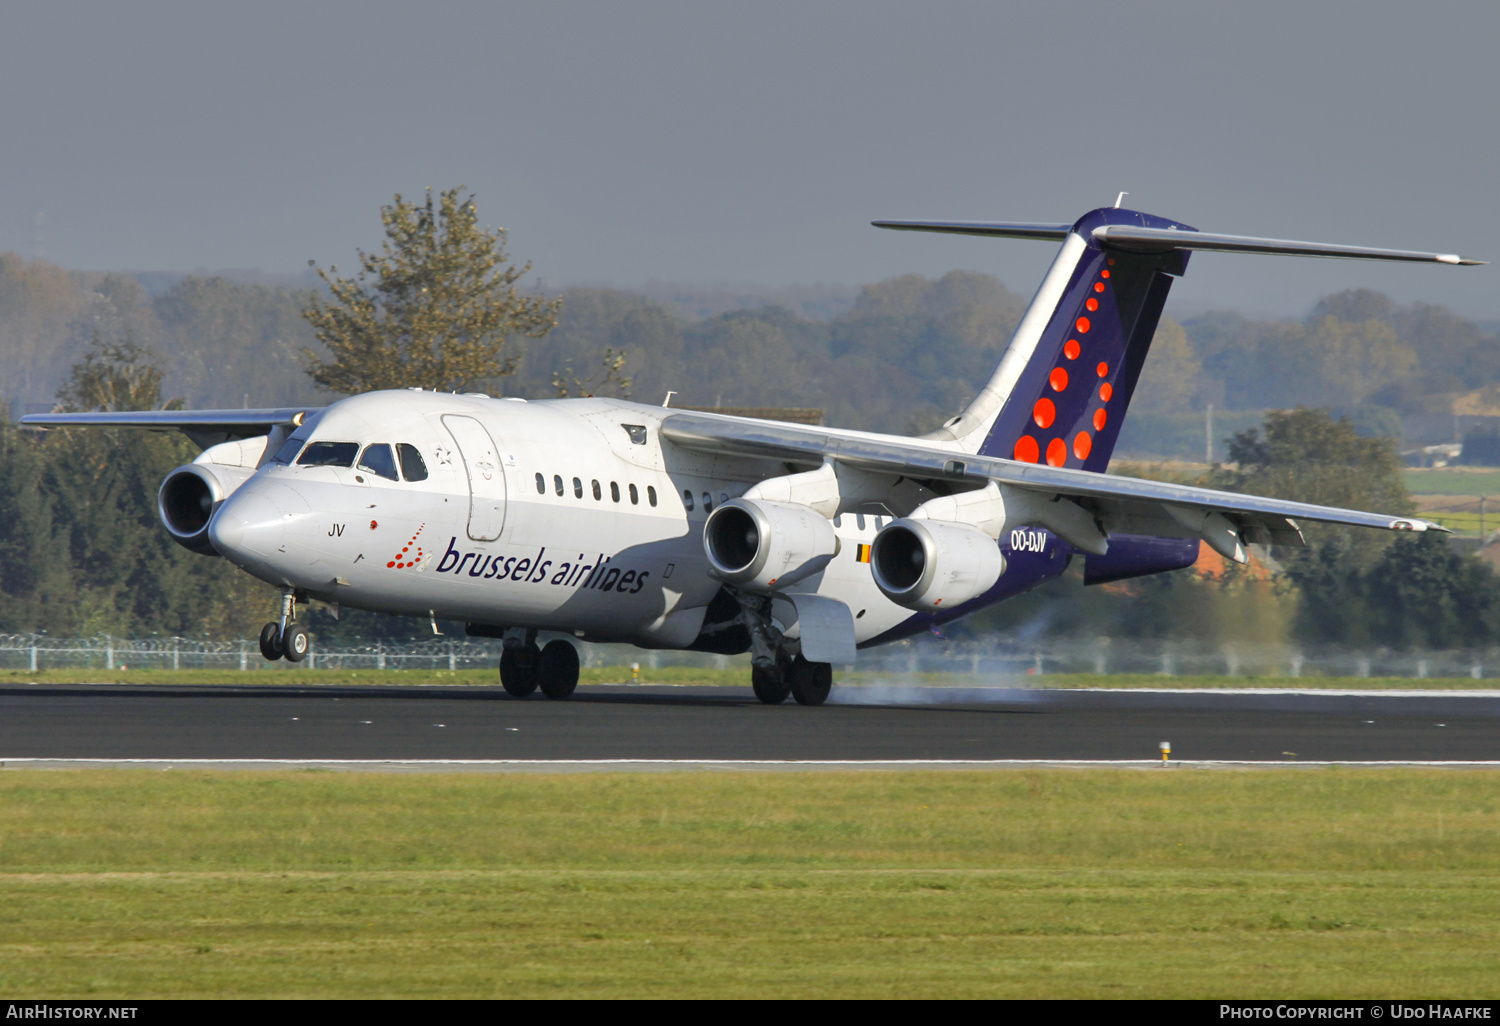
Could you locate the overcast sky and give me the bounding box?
[0,1,1494,320]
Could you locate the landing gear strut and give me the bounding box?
[260,591,310,662]
[499,630,580,700]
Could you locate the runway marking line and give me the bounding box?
[4,758,1500,770]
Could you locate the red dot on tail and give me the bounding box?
[1063,339,1080,360]
[1085,298,1098,312]
[1014,435,1040,463]
[1097,362,1109,378]
[1046,438,1067,467]
[1101,382,1114,401]
[1076,317,1091,333]
[1094,282,1105,293]
[1073,432,1093,460]
[387,561,396,568]
[1032,398,1055,429]
[1049,367,1069,392]
[1101,269,1111,279]
[1094,408,1107,431]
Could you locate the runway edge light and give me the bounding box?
[1160,741,1171,765]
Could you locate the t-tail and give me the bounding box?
[876,206,1483,471]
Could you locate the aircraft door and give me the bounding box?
[442,415,507,541]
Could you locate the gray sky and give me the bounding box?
[1,1,1495,320]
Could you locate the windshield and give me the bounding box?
[357,444,400,481]
[296,441,360,468]
[271,434,307,465]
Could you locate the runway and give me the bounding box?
[1,682,1498,765]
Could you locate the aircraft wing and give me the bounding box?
[20,408,320,448]
[659,410,1441,555]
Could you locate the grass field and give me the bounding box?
[2,667,1494,690]
[0,769,1496,998]
[1404,467,1500,496]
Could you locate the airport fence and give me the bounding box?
[3,633,1500,681]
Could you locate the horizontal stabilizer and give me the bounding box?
[1090,225,1485,265]
[871,220,1071,241]
[872,217,1483,264]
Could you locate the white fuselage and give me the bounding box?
[206,391,918,648]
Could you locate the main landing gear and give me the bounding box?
[752,652,832,706]
[499,629,580,700]
[260,591,310,662]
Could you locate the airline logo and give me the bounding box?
[432,537,650,594]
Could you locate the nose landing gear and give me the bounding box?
[259,590,310,662]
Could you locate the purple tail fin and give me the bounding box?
[973,207,1193,470]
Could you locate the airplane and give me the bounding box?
[22,203,1483,705]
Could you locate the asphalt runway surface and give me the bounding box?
[1,682,1498,765]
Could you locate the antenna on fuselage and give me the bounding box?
[662,391,676,408]
[1114,191,1129,208]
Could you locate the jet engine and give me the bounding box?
[158,463,255,555]
[703,498,838,592]
[870,518,1005,611]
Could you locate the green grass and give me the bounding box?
[2,667,1492,689]
[0,769,1497,997]
[1404,467,1500,495]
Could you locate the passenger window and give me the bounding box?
[629,483,639,505]
[610,482,621,503]
[683,490,694,511]
[592,480,602,501]
[535,472,546,494]
[647,486,657,507]
[357,444,400,481]
[554,475,564,496]
[574,477,583,499]
[397,443,429,482]
[297,441,360,468]
[702,492,713,512]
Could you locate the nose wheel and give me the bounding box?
[259,591,311,662]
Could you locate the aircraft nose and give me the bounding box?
[208,482,307,559]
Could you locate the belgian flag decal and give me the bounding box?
[856,543,872,563]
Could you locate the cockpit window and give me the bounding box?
[397,443,429,482]
[296,441,360,468]
[271,435,306,465]
[357,444,400,481]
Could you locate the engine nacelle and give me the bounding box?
[703,498,838,592]
[158,463,255,555]
[870,518,1005,611]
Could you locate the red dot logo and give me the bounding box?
[1097,362,1109,378]
[386,561,396,568]
[1101,269,1111,279]
[1046,438,1067,467]
[1085,298,1099,312]
[1076,317,1091,334]
[1014,435,1040,463]
[1100,382,1114,401]
[1063,339,1080,360]
[1049,367,1069,392]
[1093,408,1107,431]
[1094,282,1105,293]
[1032,398,1056,428]
[1074,432,1093,460]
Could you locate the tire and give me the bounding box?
[282,625,311,663]
[751,663,790,705]
[259,622,283,661]
[537,640,580,701]
[499,643,541,697]
[788,654,832,706]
